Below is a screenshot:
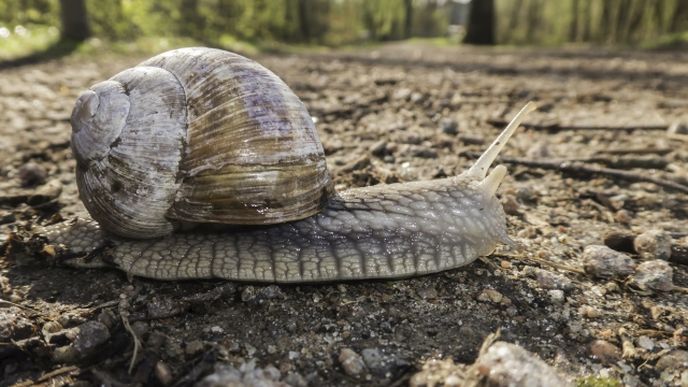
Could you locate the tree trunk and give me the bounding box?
[600,0,612,42]
[180,0,204,39]
[298,0,311,41]
[582,0,592,41]
[525,0,541,43]
[59,0,90,41]
[670,0,688,32]
[506,0,523,39]
[403,0,413,39]
[569,0,580,41]
[464,0,496,45]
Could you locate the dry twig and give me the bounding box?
[468,155,688,194]
[487,119,668,132]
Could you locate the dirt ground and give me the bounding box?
[1,43,688,386]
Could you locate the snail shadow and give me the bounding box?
[0,39,81,70]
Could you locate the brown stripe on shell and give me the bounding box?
[140,47,332,225]
[168,159,332,224]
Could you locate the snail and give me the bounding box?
[39,47,536,283]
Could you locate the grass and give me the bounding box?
[576,376,623,387]
[0,24,61,62]
[641,30,688,50]
[1,23,687,66]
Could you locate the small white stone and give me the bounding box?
[548,289,565,303]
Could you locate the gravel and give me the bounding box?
[1,43,687,385]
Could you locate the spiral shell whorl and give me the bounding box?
[71,67,187,238]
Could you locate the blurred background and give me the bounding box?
[2,0,688,62]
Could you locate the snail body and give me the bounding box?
[42,47,535,282]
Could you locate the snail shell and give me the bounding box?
[71,47,332,238]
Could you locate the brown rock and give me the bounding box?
[589,340,621,364]
[628,260,674,292]
[339,348,366,377]
[634,230,672,260]
[582,245,636,279]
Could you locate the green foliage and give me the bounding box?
[496,0,688,45]
[0,0,57,26]
[576,376,623,387]
[0,0,686,50]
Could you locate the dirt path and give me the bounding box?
[1,43,687,386]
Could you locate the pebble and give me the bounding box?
[131,321,149,338]
[57,313,85,329]
[582,245,636,279]
[477,288,504,304]
[52,345,80,363]
[0,307,35,341]
[628,260,674,292]
[473,341,571,386]
[589,340,621,364]
[501,194,520,215]
[668,121,688,135]
[671,240,688,265]
[241,285,286,304]
[416,286,438,300]
[17,161,47,187]
[370,140,389,157]
[409,358,463,387]
[516,187,538,203]
[96,309,118,329]
[636,336,654,351]
[361,348,396,378]
[548,289,565,303]
[41,320,63,335]
[527,267,573,290]
[72,320,110,356]
[614,209,632,224]
[655,349,688,372]
[339,348,366,377]
[283,372,307,387]
[154,360,173,386]
[146,297,188,319]
[634,230,672,260]
[185,340,204,356]
[579,305,602,319]
[412,147,438,159]
[440,118,459,135]
[197,361,287,387]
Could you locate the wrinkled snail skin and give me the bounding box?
[39,46,537,283]
[43,173,510,282]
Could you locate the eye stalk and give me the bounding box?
[467,102,537,181]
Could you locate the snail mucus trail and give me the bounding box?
[39,47,536,283]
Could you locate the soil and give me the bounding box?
[1,43,687,386]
